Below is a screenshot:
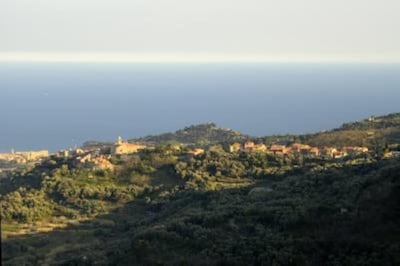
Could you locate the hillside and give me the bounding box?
[2,150,400,265]
[298,113,400,148]
[80,113,400,149]
[2,113,400,265]
[132,123,247,146]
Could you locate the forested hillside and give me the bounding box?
[1,113,400,265]
[2,151,400,265]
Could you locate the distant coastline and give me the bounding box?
[1,63,400,152]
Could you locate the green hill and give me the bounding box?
[132,123,247,146]
[83,113,400,149]
[300,113,400,148]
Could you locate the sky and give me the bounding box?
[1,0,400,62]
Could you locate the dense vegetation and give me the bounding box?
[1,113,400,265]
[133,123,247,146]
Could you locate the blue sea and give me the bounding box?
[1,63,400,152]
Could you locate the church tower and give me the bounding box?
[117,136,123,145]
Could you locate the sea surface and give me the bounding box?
[1,62,400,152]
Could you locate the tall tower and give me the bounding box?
[117,136,123,145]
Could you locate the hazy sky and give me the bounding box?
[1,0,400,61]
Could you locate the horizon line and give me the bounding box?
[1,52,400,63]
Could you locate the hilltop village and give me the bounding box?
[0,137,382,176]
[0,150,49,164]
[229,141,370,158]
[4,112,400,176]
[64,138,370,169]
[3,112,400,176]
